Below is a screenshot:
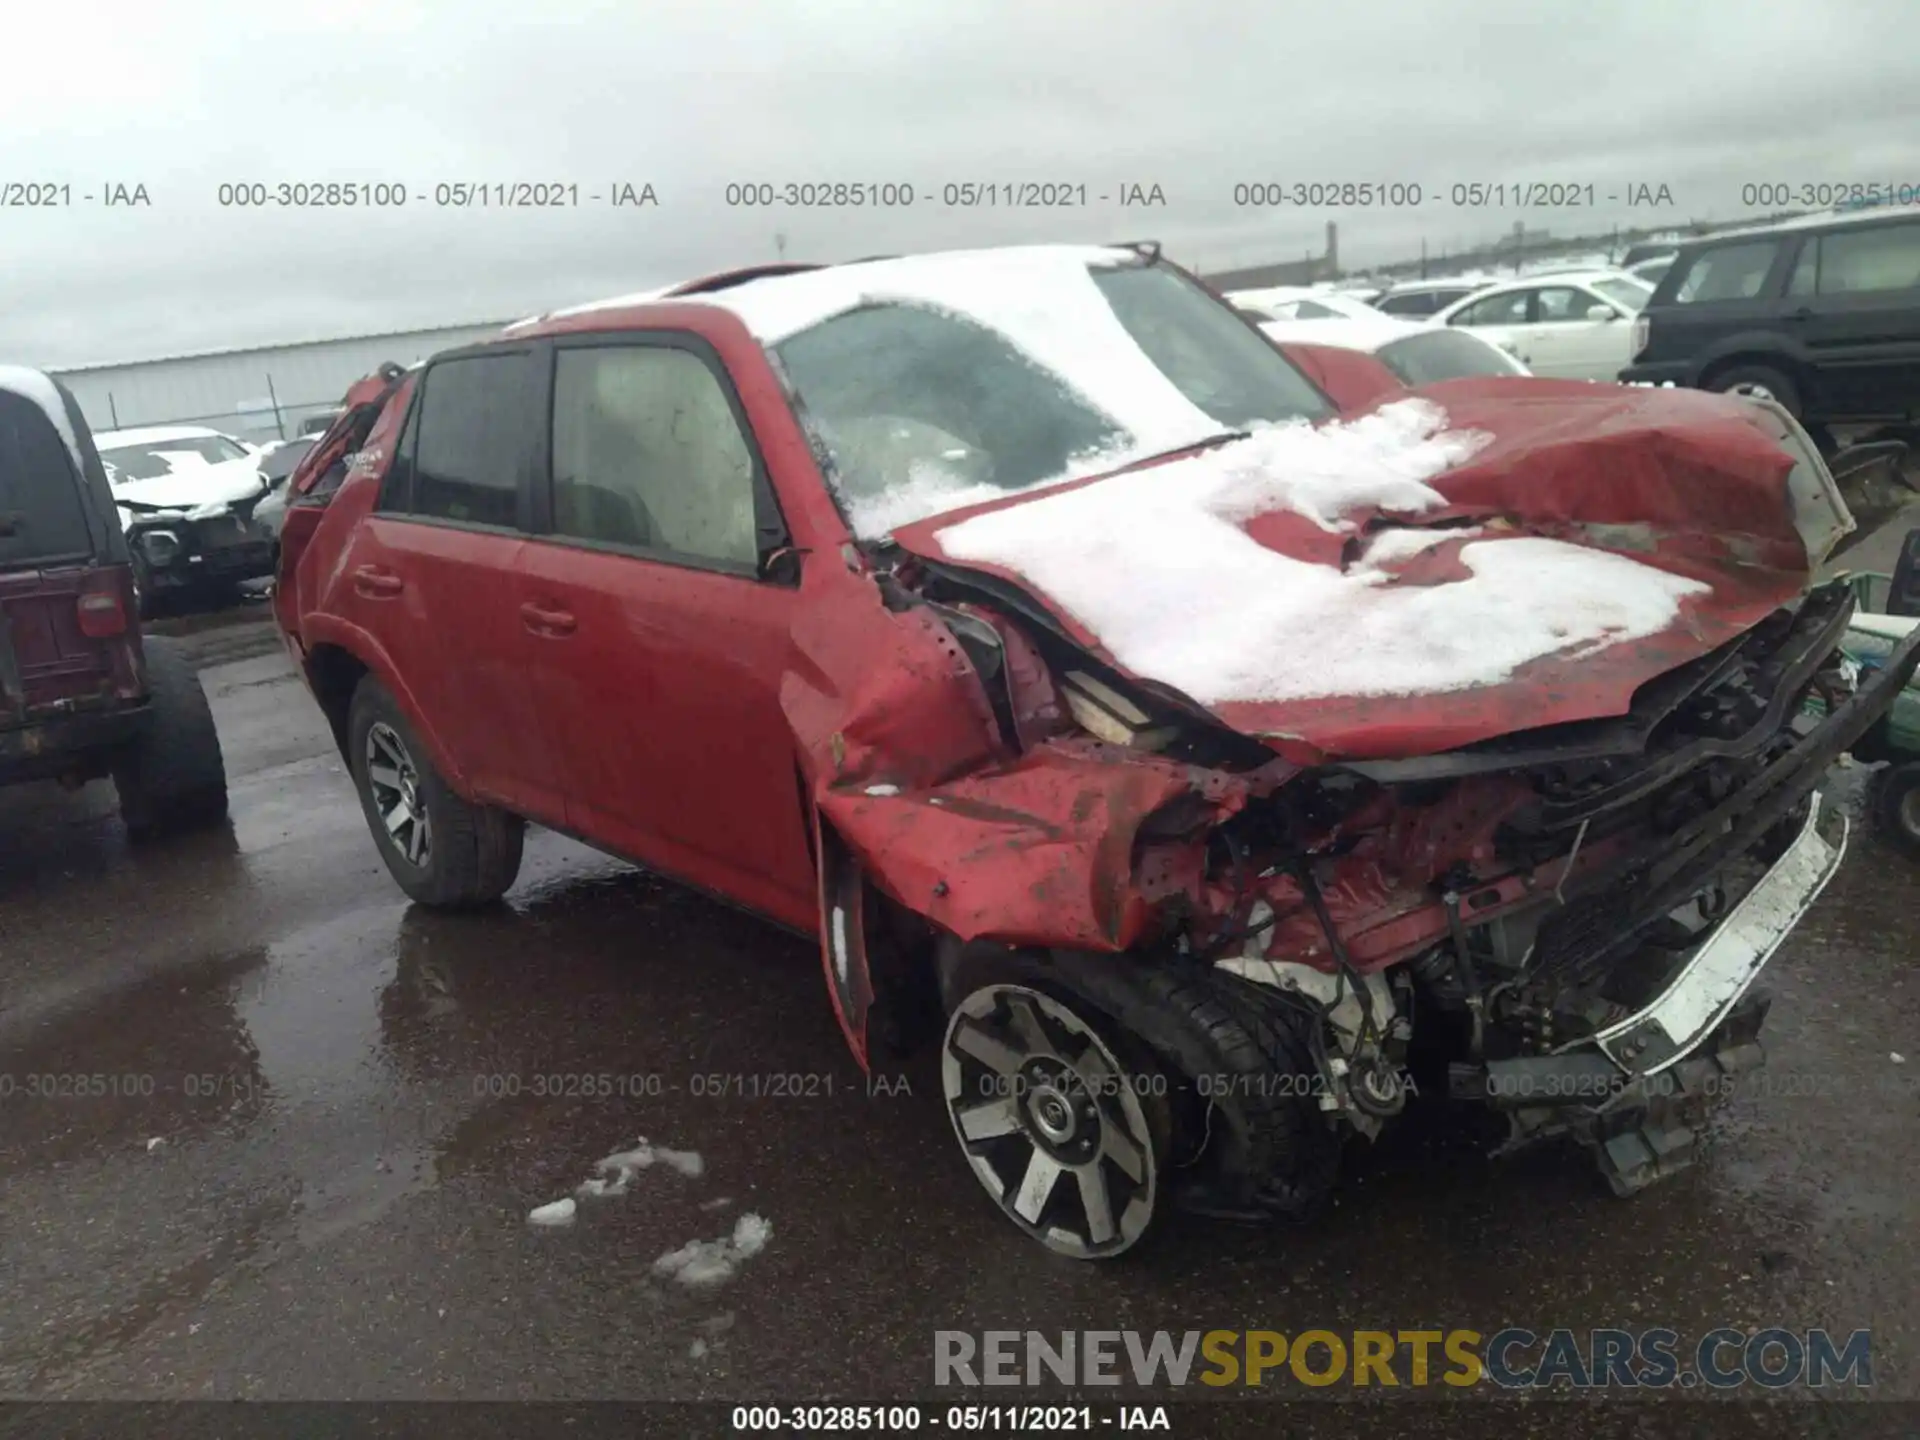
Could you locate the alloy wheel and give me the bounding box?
[942,983,1160,1258]
[365,721,432,868]
[1728,380,1777,401]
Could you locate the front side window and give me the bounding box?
[409,355,526,527]
[1534,287,1592,322]
[1672,241,1781,303]
[549,345,760,567]
[1816,220,1920,294]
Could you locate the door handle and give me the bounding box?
[352,565,404,598]
[1785,306,1814,322]
[519,600,577,636]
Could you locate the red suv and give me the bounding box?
[276,244,1919,1257]
[2,367,228,837]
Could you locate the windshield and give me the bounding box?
[258,438,316,482]
[1374,331,1522,384]
[99,433,250,480]
[771,259,1333,537]
[1591,277,1654,311]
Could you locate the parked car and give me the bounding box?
[276,242,1917,1258]
[1619,208,1920,441]
[1432,271,1655,381]
[1,368,228,836]
[1371,278,1494,318]
[1627,256,1675,287]
[1227,288,1383,322]
[93,423,277,613]
[1620,241,1679,269]
[251,436,320,541]
[1831,523,1920,856]
[1258,314,1532,382]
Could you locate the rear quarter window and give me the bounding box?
[0,391,92,568]
[1669,240,1783,304]
[403,354,529,528]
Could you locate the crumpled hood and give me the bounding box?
[111,457,266,514]
[889,381,1843,762]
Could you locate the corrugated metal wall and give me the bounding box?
[49,323,511,443]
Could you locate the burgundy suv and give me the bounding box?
[1,367,228,838]
[275,244,1919,1257]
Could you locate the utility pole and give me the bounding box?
[775,231,788,261]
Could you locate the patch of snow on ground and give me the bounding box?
[577,1137,704,1199]
[528,1197,577,1227]
[652,1214,774,1289]
[934,399,1709,705]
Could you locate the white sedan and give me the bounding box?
[1258,314,1532,384]
[1227,287,1385,322]
[1428,271,1654,381]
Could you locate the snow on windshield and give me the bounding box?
[705,246,1332,537]
[932,398,1709,706]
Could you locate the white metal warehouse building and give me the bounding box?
[49,322,513,445]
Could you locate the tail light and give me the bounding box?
[76,574,131,638]
[1631,315,1650,359]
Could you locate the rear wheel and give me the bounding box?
[347,677,524,907]
[1873,762,1920,860]
[114,635,228,841]
[1706,363,1802,417]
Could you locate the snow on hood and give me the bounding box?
[928,399,1706,708]
[892,383,1824,759]
[108,455,266,513]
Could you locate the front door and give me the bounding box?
[514,334,815,928]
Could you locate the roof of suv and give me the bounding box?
[499,243,1159,347]
[1674,206,1905,249]
[0,365,88,475]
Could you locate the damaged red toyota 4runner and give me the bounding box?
[274,244,1920,1258]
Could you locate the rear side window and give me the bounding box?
[1452,290,1530,326]
[0,391,92,568]
[1815,220,1920,294]
[1672,240,1780,303]
[407,355,528,528]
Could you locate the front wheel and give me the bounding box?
[942,980,1170,1259]
[1873,762,1920,860]
[346,678,525,907]
[1707,363,1802,417]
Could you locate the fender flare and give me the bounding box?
[814,812,876,1073]
[299,614,470,792]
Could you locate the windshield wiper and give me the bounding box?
[1106,429,1250,476]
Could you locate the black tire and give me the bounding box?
[1705,363,1802,417]
[939,947,1340,1256]
[346,677,524,908]
[114,634,229,842]
[1873,762,1920,860]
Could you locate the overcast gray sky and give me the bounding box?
[3,0,1913,367]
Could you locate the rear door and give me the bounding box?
[0,387,122,719]
[1785,217,1920,419]
[338,349,567,822]
[514,331,815,925]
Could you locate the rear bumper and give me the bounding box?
[0,702,147,782]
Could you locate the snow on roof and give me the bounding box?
[92,423,233,449]
[502,285,680,333]
[932,397,1708,707]
[0,364,86,473]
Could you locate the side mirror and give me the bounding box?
[1889,526,1920,619]
[1586,304,1618,322]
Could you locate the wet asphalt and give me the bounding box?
[1,519,1917,1421]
